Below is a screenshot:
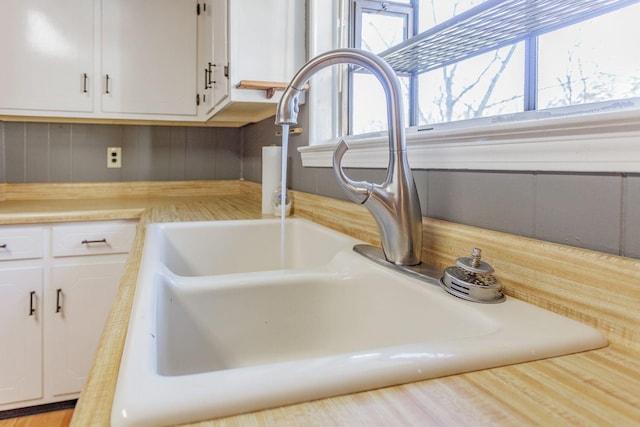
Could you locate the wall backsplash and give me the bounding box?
[241,105,640,260]
[1,113,638,260]
[0,122,241,183]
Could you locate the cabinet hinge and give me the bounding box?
[224,64,229,78]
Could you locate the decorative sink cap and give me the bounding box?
[440,248,505,303]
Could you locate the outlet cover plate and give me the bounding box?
[108,147,122,168]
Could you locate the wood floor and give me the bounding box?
[0,409,73,427]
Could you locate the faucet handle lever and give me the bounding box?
[333,138,372,204]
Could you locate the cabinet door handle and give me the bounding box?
[207,62,214,86]
[204,68,211,89]
[105,74,110,94]
[56,289,63,313]
[81,238,108,245]
[83,73,88,93]
[0,243,7,249]
[29,291,36,316]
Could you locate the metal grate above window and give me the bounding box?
[381,0,640,74]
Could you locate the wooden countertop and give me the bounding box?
[2,181,638,426]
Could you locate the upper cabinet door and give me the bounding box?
[212,0,229,108]
[0,0,94,113]
[101,0,198,116]
[197,0,214,114]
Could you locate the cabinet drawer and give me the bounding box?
[0,227,45,261]
[51,221,136,257]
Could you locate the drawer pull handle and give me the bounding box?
[29,291,36,316]
[82,238,108,245]
[0,243,6,248]
[56,289,63,313]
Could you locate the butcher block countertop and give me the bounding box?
[1,180,638,426]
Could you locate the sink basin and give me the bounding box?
[158,218,357,276]
[112,218,607,427]
[156,268,497,376]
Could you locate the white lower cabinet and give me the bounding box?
[0,267,43,406]
[48,262,124,397]
[0,220,135,411]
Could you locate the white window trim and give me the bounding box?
[299,105,640,172]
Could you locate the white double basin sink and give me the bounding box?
[111,218,607,426]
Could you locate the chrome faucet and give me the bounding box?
[275,48,423,266]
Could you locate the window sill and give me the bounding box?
[299,109,640,172]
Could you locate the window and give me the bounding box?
[537,8,640,110]
[302,0,640,173]
[350,1,414,134]
[350,0,640,134]
[417,42,525,124]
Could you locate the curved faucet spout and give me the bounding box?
[276,48,422,266]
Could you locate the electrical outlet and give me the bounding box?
[107,147,122,168]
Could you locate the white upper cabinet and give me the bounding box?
[101,0,198,116]
[197,1,215,114]
[229,0,304,95]
[211,0,229,109]
[206,0,305,125]
[0,0,199,120]
[0,0,304,125]
[211,0,229,107]
[195,0,227,115]
[0,0,94,113]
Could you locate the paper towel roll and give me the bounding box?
[262,146,282,214]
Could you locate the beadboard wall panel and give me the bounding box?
[240,109,640,259]
[0,122,241,183]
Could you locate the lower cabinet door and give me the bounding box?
[0,268,43,406]
[49,262,124,396]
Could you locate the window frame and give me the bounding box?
[350,0,640,129]
[302,0,640,173]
